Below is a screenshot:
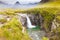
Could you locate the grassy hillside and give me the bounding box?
[0,8,60,31]
[36,0,60,8]
[0,11,31,40]
[0,7,60,40]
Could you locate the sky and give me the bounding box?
[0,0,41,4]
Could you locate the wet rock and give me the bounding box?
[28,13,43,26]
[17,13,27,27]
[28,30,45,40]
[17,13,43,29]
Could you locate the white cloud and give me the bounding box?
[19,0,41,4]
[0,0,41,4]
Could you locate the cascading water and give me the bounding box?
[26,15,36,28]
[19,14,36,28]
[18,14,45,40]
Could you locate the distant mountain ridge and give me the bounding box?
[0,0,41,5]
[0,1,8,5]
[0,1,40,5]
[40,0,60,3]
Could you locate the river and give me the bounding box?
[18,13,46,40]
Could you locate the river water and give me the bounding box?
[18,14,46,40]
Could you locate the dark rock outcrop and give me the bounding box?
[19,13,43,29]
[40,0,49,3]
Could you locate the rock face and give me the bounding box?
[51,16,60,31]
[40,0,58,3]
[51,19,57,30]
[28,13,43,26]
[18,13,43,28]
[40,0,49,3]
[17,13,27,27]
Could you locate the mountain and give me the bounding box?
[15,1,21,5]
[0,0,41,5]
[0,1,8,5]
[40,0,60,3]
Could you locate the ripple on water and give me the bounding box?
[27,30,45,40]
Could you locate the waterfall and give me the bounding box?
[26,15,36,28]
[19,14,36,28]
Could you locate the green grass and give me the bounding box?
[36,1,60,8]
[0,6,60,40]
[0,17,31,40]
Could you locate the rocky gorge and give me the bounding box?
[0,8,60,40]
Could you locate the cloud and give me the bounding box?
[0,0,41,4]
[19,0,41,4]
